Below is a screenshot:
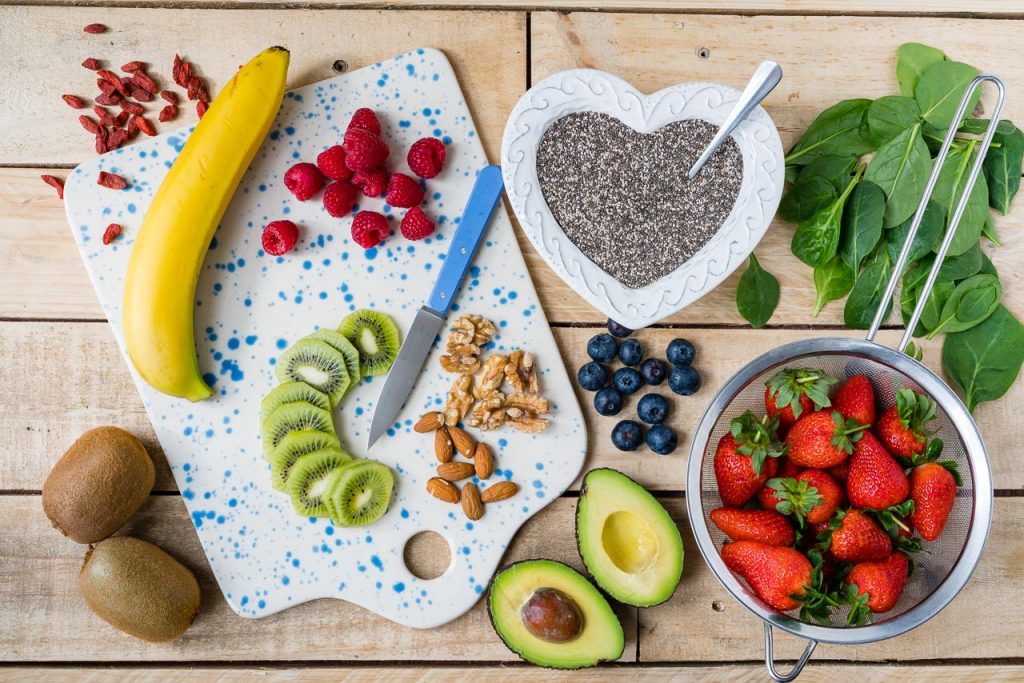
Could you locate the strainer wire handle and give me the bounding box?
[865,74,1007,352]
[764,624,817,682]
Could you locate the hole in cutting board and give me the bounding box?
[404,531,451,580]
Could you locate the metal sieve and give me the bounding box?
[686,76,1004,682]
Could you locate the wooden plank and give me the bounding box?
[641,498,1024,662]
[4,665,1024,682]
[0,495,637,662]
[0,7,524,166]
[5,322,1023,492]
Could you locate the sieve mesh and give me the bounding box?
[695,349,976,629]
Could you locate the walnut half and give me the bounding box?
[504,393,549,433]
[505,350,539,394]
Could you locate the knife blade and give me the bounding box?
[367,165,505,448]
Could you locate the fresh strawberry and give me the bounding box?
[844,552,909,623]
[833,374,876,426]
[909,462,958,541]
[710,508,795,546]
[827,509,892,563]
[764,368,838,430]
[876,388,936,458]
[714,411,785,507]
[721,541,812,611]
[828,461,850,482]
[786,410,868,468]
[762,469,843,527]
[797,469,845,524]
[757,457,803,510]
[847,431,909,510]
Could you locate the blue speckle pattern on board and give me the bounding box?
[61,49,586,629]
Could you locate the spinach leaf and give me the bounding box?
[915,60,981,132]
[785,99,874,166]
[928,274,1002,338]
[959,118,1017,136]
[942,304,1024,412]
[779,175,837,223]
[933,143,989,256]
[804,154,859,191]
[844,256,893,329]
[839,180,885,276]
[980,252,998,277]
[983,123,1024,214]
[866,96,921,145]
[981,212,1000,246]
[906,244,983,286]
[736,254,780,329]
[886,200,943,264]
[901,279,954,337]
[792,168,863,267]
[813,256,855,317]
[864,123,933,227]
[896,43,946,98]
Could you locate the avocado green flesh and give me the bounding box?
[576,468,683,607]
[488,559,624,669]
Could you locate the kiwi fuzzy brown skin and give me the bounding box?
[79,536,201,643]
[42,427,155,544]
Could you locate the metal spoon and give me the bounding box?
[687,60,783,180]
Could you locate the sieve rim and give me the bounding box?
[686,336,993,646]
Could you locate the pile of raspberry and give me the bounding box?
[263,107,447,255]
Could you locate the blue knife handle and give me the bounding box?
[427,165,504,315]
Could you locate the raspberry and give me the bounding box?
[283,162,324,201]
[351,211,388,249]
[262,220,300,255]
[385,172,425,208]
[316,145,352,182]
[343,128,389,171]
[407,137,446,179]
[322,181,358,218]
[352,168,388,198]
[400,207,435,241]
[347,107,382,136]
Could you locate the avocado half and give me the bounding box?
[576,468,684,607]
[487,559,625,669]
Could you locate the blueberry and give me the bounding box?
[646,424,678,455]
[640,358,667,385]
[637,393,669,424]
[668,365,702,396]
[612,367,643,395]
[577,362,608,391]
[593,387,624,416]
[611,420,644,451]
[607,319,633,338]
[666,338,696,367]
[586,333,618,363]
[618,338,644,366]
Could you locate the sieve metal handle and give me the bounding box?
[865,74,1007,352]
[764,624,817,682]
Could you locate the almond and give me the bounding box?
[474,442,494,480]
[448,425,475,458]
[437,461,475,481]
[461,482,484,520]
[414,411,444,433]
[481,480,519,503]
[426,477,459,503]
[434,427,454,463]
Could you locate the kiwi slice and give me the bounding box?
[338,310,400,377]
[286,448,350,517]
[260,402,335,453]
[310,329,362,386]
[261,381,331,424]
[268,429,346,488]
[326,460,395,527]
[275,338,351,406]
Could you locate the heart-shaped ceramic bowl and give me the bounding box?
[501,69,785,329]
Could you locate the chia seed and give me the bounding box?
[536,112,743,289]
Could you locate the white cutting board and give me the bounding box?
[62,48,586,628]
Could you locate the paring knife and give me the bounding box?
[367,165,505,448]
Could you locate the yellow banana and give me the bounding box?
[123,46,290,401]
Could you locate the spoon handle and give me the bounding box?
[687,60,783,180]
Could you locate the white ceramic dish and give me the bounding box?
[501,69,785,329]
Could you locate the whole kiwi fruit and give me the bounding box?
[42,426,155,544]
[79,536,201,642]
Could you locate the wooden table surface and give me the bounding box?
[2,1,1023,680]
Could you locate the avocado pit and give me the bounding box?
[521,587,584,643]
[602,510,659,574]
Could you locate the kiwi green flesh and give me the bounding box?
[339,310,400,377]
[328,460,394,527]
[261,381,331,423]
[261,402,335,452]
[270,436,347,492]
[287,448,350,517]
[310,330,362,386]
[275,338,350,406]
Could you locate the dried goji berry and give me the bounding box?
[132,71,158,93]
[127,115,139,134]
[119,100,144,115]
[180,62,192,87]
[107,128,129,149]
[92,105,108,118]
[121,61,146,73]
[160,90,178,104]
[98,70,127,95]
[158,105,178,122]
[40,175,65,200]
[96,79,115,96]
[62,94,85,109]
[186,77,200,101]
[82,57,102,70]
[95,93,121,106]
[83,23,107,34]
[196,85,210,104]
[172,54,184,85]
[196,101,208,118]
[97,171,128,190]
[133,116,156,136]
[115,111,129,126]
[79,115,100,134]
[131,88,155,103]
[95,131,108,154]
[102,223,122,244]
